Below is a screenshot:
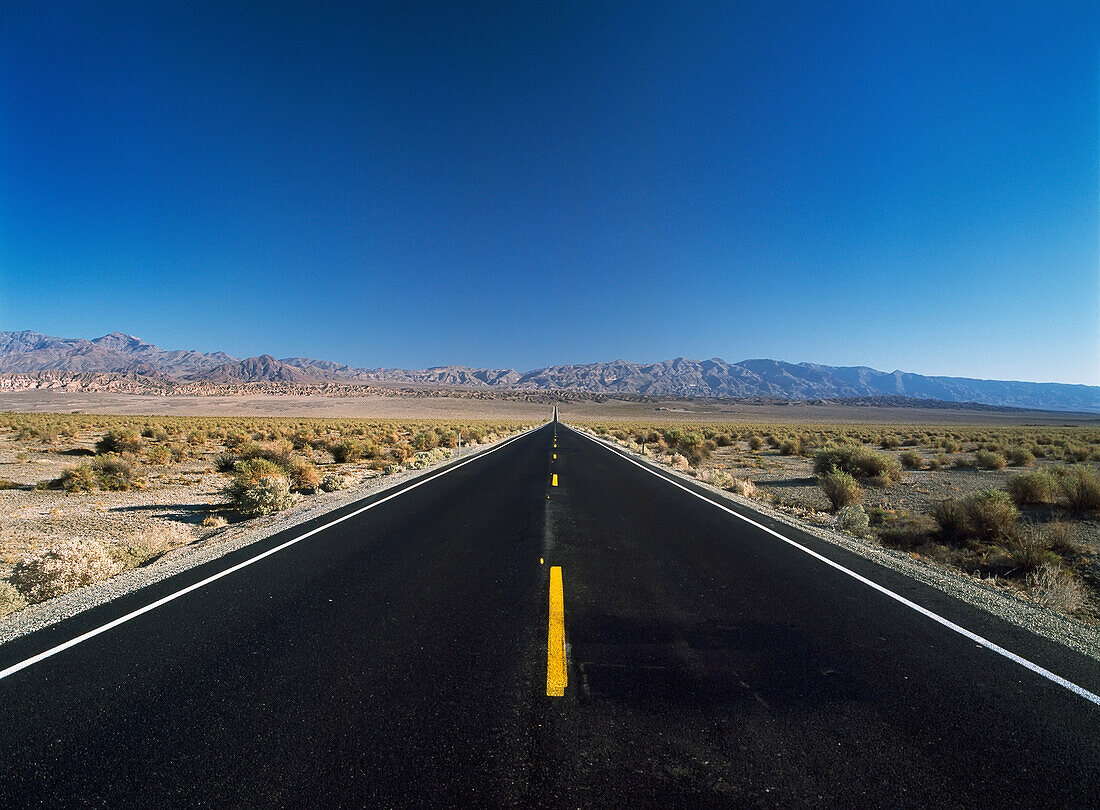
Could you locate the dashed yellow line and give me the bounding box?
[551,473,558,487]
[547,566,566,697]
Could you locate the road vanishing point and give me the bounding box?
[1,419,1097,807]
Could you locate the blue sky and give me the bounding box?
[1,1,1097,384]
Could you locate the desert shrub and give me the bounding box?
[411,430,440,451]
[931,499,969,541]
[1006,448,1035,467]
[727,477,757,498]
[935,489,1020,544]
[1043,522,1087,555]
[1004,529,1058,575]
[0,580,27,617]
[668,453,691,472]
[703,469,735,489]
[836,505,870,536]
[941,438,961,453]
[880,435,901,449]
[168,444,192,463]
[813,445,901,483]
[224,430,249,449]
[109,523,190,569]
[0,479,21,490]
[779,438,800,456]
[819,468,861,511]
[57,463,98,493]
[11,538,122,602]
[92,455,139,491]
[1006,471,1056,506]
[95,428,143,454]
[1059,466,1100,510]
[1063,445,1091,463]
[202,514,228,529]
[974,450,1006,470]
[232,475,300,516]
[874,511,938,548]
[239,440,294,468]
[187,430,207,446]
[146,444,172,465]
[320,473,349,492]
[900,450,924,470]
[928,453,951,470]
[213,452,238,472]
[747,435,764,451]
[382,463,403,475]
[329,439,363,463]
[285,456,321,491]
[1027,562,1086,614]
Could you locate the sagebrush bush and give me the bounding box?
[1059,466,1100,510]
[1006,448,1035,467]
[0,581,27,617]
[329,439,364,464]
[110,523,190,569]
[1006,471,1056,505]
[146,444,172,465]
[320,473,349,492]
[95,428,143,454]
[285,456,321,491]
[1027,562,1086,614]
[58,463,98,493]
[747,436,764,451]
[233,476,300,516]
[836,505,870,536]
[92,454,139,491]
[819,468,861,511]
[11,539,122,602]
[934,489,1020,544]
[974,450,1007,470]
[213,452,238,472]
[813,446,901,482]
[900,450,924,470]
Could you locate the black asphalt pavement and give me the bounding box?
[0,420,1097,808]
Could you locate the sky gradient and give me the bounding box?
[2,1,1097,384]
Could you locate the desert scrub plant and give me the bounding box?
[285,456,321,492]
[819,468,861,511]
[213,452,238,473]
[974,450,1007,470]
[0,479,21,490]
[1003,528,1058,575]
[11,538,122,602]
[201,514,228,529]
[330,439,364,464]
[747,435,764,451]
[92,454,140,491]
[1006,447,1035,467]
[1006,471,1057,506]
[231,475,300,516]
[146,444,172,465]
[934,489,1020,544]
[95,428,143,455]
[1059,465,1100,510]
[813,446,901,483]
[109,523,191,569]
[320,472,349,492]
[56,463,98,493]
[836,505,870,536]
[0,580,28,617]
[899,450,924,470]
[1026,562,1086,615]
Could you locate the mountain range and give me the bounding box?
[0,331,1096,413]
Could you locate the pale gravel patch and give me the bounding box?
[0,433,520,646]
[577,427,1100,665]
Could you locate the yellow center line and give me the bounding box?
[551,473,558,486]
[547,566,566,697]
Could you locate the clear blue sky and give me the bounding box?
[1,1,1097,384]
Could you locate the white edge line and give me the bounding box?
[566,424,1100,707]
[0,423,546,682]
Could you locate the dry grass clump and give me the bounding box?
[285,456,321,492]
[1005,471,1057,506]
[813,445,901,483]
[932,489,1020,544]
[974,450,1007,470]
[202,514,228,529]
[11,538,122,602]
[1026,562,1087,615]
[95,428,143,454]
[1003,529,1058,574]
[1059,466,1100,511]
[1006,447,1035,467]
[329,439,364,464]
[109,523,192,570]
[819,468,861,511]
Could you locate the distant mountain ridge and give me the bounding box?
[0,330,1096,413]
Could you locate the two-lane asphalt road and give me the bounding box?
[1,421,1097,807]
